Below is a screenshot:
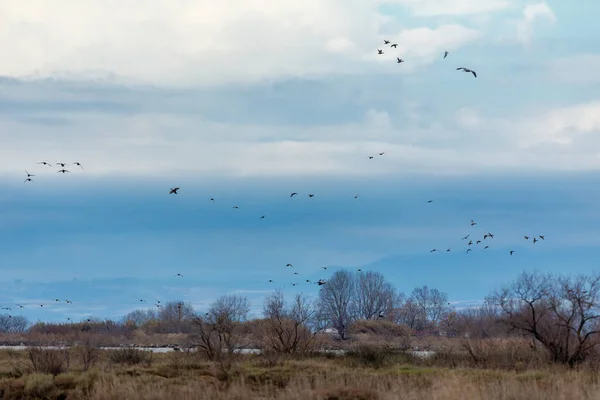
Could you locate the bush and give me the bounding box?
[24,373,55,398]
[109,348,152,365]
[27,348,70,376]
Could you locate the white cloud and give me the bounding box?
[515,2,556,44]
[0,1,509,86]
[544,54,600,85]
[380,0,512,16]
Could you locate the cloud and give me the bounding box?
[544,54,600,85]
[0,2,505,86]
[515,2,556,44]
[380,0,512,17]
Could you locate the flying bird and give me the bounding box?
[510,250,515,255]
[487,232,495,238]
[37,162,52,167]
[25,171,34,177]
[210,198,215,202]
[57,169,70,173]
[470,219,477,226]
[457,67,477,77]
[176,273,183,277]
[484,246,489,249]
[468,240,473,246]
[444,51,449,59]
[233,206,239,209]
[268,280,273,283]
[308,194,315,198]
[476,240,482,244]
[532,237,538,244]
[56,162,67,167]
[378,152,385,156]
[427,200,433,203]
[368,156,374,159]
[260,215,265,219]
[524,236,529,240]
[539,235,545,240]
[383,40,390,44]
[377,49,384,55]
[317,279,326,286]
[24,178,32,183]
[397,58,404,63]
[466,249,472,254]
[391,43,398,48]
[354,195,359,199]
[73,162,83,169]
[430,249,438,253]
[286,263,293,267]
[293,272,299,275]
[446,249,451,252]
[322,266,328,270]
[462,234,470,240]
[169,187,180,194]
[290,192,297,197]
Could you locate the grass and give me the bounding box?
[0,342,597,399]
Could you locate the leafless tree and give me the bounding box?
[317,270,355,339]
[0,314,28,333]
[122,309,157,326]
[492,270,600,366]
[411,285,451,327]
[352,271,395,320]
[192,294,250,369]
[393,297,426,330]
[158,301,196,333]
[259,290,318,354]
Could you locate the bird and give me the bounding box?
[484,246,489,249]
[466,249,472,254]
[73,162,83,169]
[268,280,273,283]
[260,215,265,219]
[427,200,433,203]
[169,187,180,194]
[210,198,215,202]
[286,263,293,267]
[510,250,514,255]
[176,273,183,277]
[354,195,359,199]
[524,236,529,240]
[468,240,473,246]
[357,268,362,272]
[383,40,390,44]
[25,171,35,177]
[368,156,374,159]
[457,67,477,77]
[56,162,67,167]
[293,272,299,275]
[533,237,538,244]
[16,305,24,309]
[290,192,297,197]
[305,279,311,283]
[308,194,315,198]
[1,307,12,311]
[470,220,477,226]
[37,161,52,167]
[397,58,404,63]
[539,235,545,240]
[24,178,32,183]
[378,152,385,156]
[291,283,298,287]
[57,169,70,173]
[483,234,489,239]
[322,266,328,270]
[317,279,326,286]
[444,51,449,59]
[430,249,438,253]
[487,232,495,238]
[391,43,398,48]
[476,240,482,244]
[446,249,451,252]
[377,49,384,54]
[462,234,470,240]
[233,206,239,209]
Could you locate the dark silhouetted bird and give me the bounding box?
[524,235,529,240]
[430,249,438,253]
[391,43,398,48]
[56,162,67,167]
[57,169,70,173]
[444,51,449,59]
[260,215,265,219]
[462,234,470,240]
[457,67,477,77]
[73,162,83,169]
[37,161,52,167]
[25,171,34,177]
[510,250,514,255]
[290,192,297,197]
[533,237,538,244]
[377,49,383,54]
[169,187,179,194]
[466,249,472,254]
[24,178,32,183]
[539,235,545,240]
[470,219,477,226]
[308,194,314,197]
[397,57,404,63]
[384,40,390,44]
[286,263,293,267]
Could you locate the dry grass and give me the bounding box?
[0,340,597,399]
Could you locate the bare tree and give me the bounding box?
[492,270,600,366]
[0,315,28,333]
[317,270,355,339]
[393,297,426,330]
[122,309,156,326]
[352,271,395,320]
[411,285,451,327]
[260,290,318,354]
[158,301,196,333]
[192,294,250,369]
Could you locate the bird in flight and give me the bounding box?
[430,249,438,253]
[308,194,315,198]
[466,249,472,254]
[487,232,495,238]
[368,156,374,159]
[260,215,265,219]
[446,249,451,252]
[25,171,35,177]
[354,195,359,199]
[16,304,24,309]
[427,200,433,203]
[378,152,385,156]
[532,237,538,244]
[24,178,32,183]
[468,240,473,246]
[484,246,489,249]
[383,40,390,44]
[290,192,297,197]
[462,234,470,240]
[57,169,70,173]
[37,161,52,167]
[233,206,239,209]
[210,198,215,202]
[539,235,545,240]
[169,187,179,194]
[56,162,67,167]
[268,280,273,283]
[524,236,529,240]
[293,272,299,275]
[397,58,404,63]
[286,263,293,268]
[444,51,449,59]
[457,67,477,77]
[476,240,482,244]
[65,300,72,304]
[176,273,183,277]
[73,162,83,169]
[322,266,328,270]
[510,250,515,255]
[317,279,326,286]
[391,43,398,48]
[377,49,384,54]
[470,219,477,226]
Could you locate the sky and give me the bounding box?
[0,0,599,323]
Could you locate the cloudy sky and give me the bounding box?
[0,0,599,323]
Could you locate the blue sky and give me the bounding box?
[0,0,599,323]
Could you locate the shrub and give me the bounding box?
[27,348,70,376]
[109,348,152,365]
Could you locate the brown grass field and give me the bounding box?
[1,337,600,400]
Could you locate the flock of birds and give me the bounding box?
[4,39,547,322]
[377,41,477,77]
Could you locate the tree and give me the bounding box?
[411,285,451,327]
[122,309,156,326]
[352,271,395,320]
[157,301,195,333]
[192,294,250,369]
[393,297,426,330]
[492,270,600,366]
[317,270,355,339]
[0,314,28,333]
[260,290,318,354]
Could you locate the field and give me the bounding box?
[1,338,600,400]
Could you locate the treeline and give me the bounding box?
[2,269,600,366]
